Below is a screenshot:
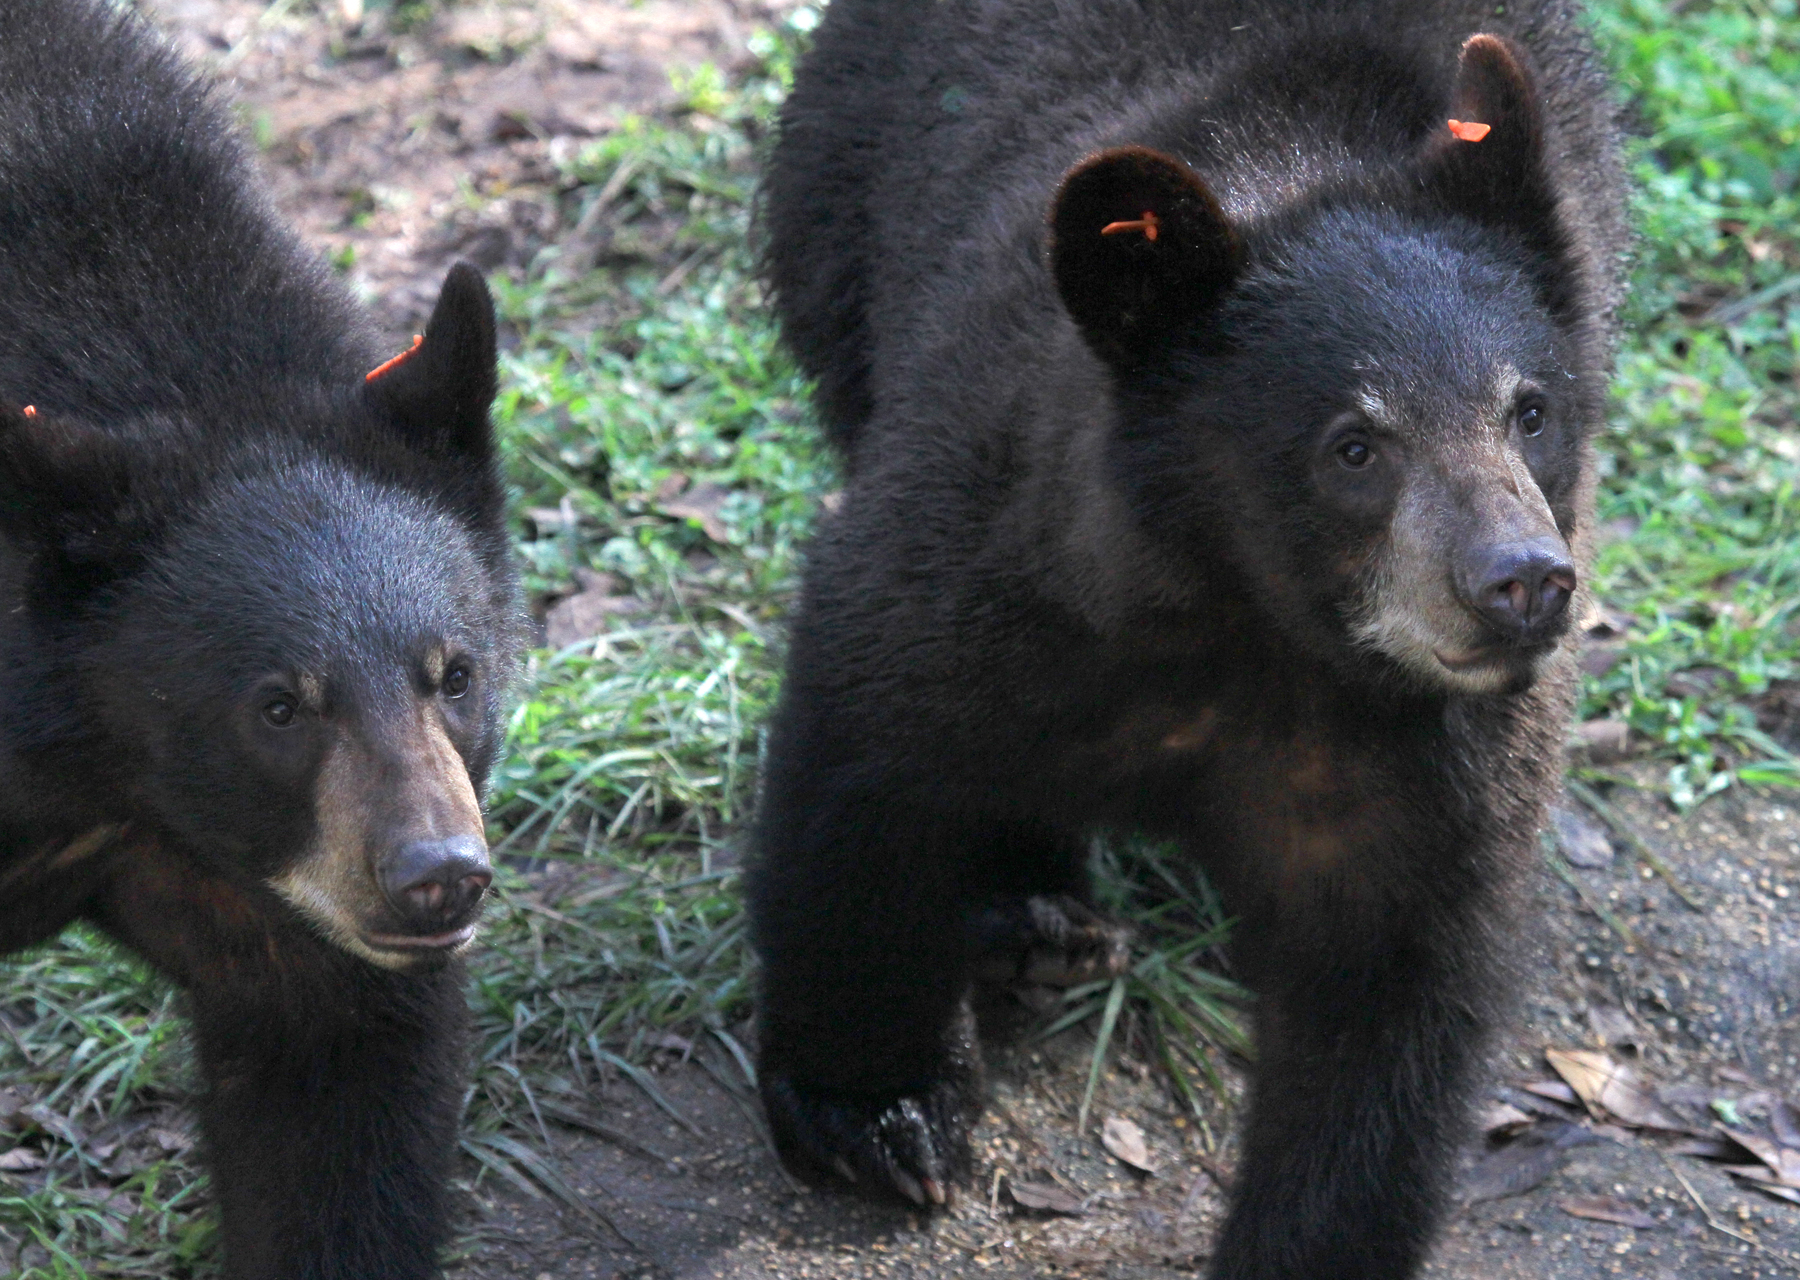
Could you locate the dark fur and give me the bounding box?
[752,1,1626,1275]
[0,2,521,1275]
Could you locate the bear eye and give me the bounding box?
[442,665,471,699]
[1336,438,1374,469]
[262,695,298,728]
[1517,399,1547,437]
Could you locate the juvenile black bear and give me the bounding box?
[0,2,521,1276]
[751,0,1627,1274]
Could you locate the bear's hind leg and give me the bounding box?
[88,843,464,1280]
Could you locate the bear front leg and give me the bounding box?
[88,842,465,1280]
[1208,882,1508,1280]
[748,774,990,1207]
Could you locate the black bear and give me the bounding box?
[751,0,1627,1275]
[0,2,521,1276]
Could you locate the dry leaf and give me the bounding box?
[1480,1103,1535,1137]
[1545,1049,1688,1131]
[1579,604,1632,639]
[148,1127,193,1154]
[21,1105,84,1147]
[543,586,647,647]
[0,1146,45,1171]
[1733,1176,1800,1206]
[1671,1134,1744,1161]
[1559,1195,1656,1229]
[1718,1127,1800,1187]
[1521,1079,1580,1106]
[1461,1121,1599,1205]
[1585,1003,1639,1051]
[661,482,734,544]
[1008,1179,1087,1215]
[1101,1116,1158,1174]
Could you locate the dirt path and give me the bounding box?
[433,763,1800,1280]
[147,0,788,332]
[140,5,1800,1276]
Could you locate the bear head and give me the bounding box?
[1049,35,1594,696]
[0,264,524,969]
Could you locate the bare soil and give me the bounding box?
[140,4,1800,1276]
[146,0,789,333]
[435,766,1800,1280]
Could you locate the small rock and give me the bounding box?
[1553,804,1614,869]
[1572,718,1632,763]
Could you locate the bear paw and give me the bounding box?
[762,1060,978,1207]
[973,893,1133,988]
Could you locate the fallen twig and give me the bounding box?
[1660,1150,1800,1266]
[1544,842,1643,951]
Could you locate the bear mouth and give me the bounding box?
[359,923,479,953]
[1434,644,1510,672]
[1432,642,1544,675]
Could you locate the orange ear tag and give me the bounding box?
[365,334,423,382]
[1100,210,1160,241]
[1447,119,1491,143]
[21,405,36,418]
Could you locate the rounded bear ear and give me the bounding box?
[1418,34,1575,317]
[0,404,155,590]
[1048,146,1243,371]
[363,262,499,462]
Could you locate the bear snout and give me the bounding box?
[1458,535,1576,647]
[374,835,493,940]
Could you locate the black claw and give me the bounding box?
[759,1035,980,1209]
[973,893,1135,988]
[891,1168,927,1205]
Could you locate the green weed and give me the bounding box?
[1585,0,1800,807]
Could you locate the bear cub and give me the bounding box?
[752,1,1627,1275]
[0,2,521,1276]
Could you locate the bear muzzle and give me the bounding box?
[367,834,493,949]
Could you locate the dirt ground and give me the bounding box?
[146,0,792,334]
[423,761,1800,1280]
[138,4,1800,1276]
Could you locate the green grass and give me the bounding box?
[2,0,1799,1273]
[1583,0,1800,808]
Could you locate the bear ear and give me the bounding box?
[1049,146,1243,371]
[0,405,154,589]
[363,262,499,461]
[1418,35,1574,315]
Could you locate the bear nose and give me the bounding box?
[1463,537,1577,644]
[378,836,492,933]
